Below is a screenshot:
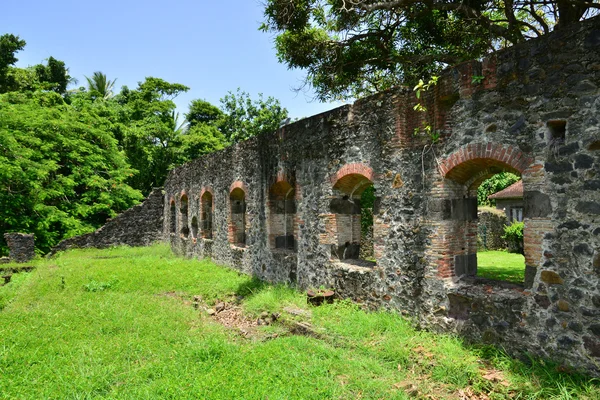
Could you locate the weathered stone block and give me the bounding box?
[541,270,564,285]
[4,233,35,263]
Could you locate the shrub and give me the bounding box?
[502,221,524,254]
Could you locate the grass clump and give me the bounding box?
[0,244,597,399]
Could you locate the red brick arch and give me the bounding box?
[200,187,214,199]
[439,143,532,185]
[330,163,375,196]
[229,181,248,194]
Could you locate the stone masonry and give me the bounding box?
[51,188,164,254]
[4,233,35,263]
[161,18,600,375]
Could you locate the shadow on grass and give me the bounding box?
[234,276,268,298]
[474,345,600,395]
[476,264,524,283]
[477,250,525,284]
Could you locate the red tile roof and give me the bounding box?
[488,180,523,199]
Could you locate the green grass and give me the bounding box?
[477,250,526,284]
[0,245,597,399]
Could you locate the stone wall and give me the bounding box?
[51,188,164,254]
[163,18,600,374]
[477,207,508,250]
[4,233,35,262]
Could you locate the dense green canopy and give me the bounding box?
[0,34,288,255]
[261,0,600,100]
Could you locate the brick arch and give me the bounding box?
[331,163,375,196]
[439,143,532,185]
[270,180,295,199]
[230,181,248,194]
[200,187,214,199]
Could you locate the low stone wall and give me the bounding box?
[4,233,35,262]
[477,207,508,250]
[51,188,164,254]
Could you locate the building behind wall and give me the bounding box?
[58,17,597,375]
[489,180,524,222]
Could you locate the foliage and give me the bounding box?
[219,88,288,143]
[32,56,71,94]
[0,90,143,255]
[503,220,525,254]
[179,99,227,160]
[360,185,375,236]
[112,77,190,195]
[0,34,289,254]
[477,250,525,283]
[1,49,71,95]
[0,33,26,93]
[0,244,597,398]
[412,76,440,143]
[85,71,117,100]
[261,0,600,101]
[477,172,520,206]
[186,99,223,127]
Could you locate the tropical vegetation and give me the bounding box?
[0,34,288,255]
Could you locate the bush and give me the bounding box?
[502,221,524,254]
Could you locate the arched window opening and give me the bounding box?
[201,191,214,239]
[331,173,375,263]
[477,173,525,283]
[170,201,176,233]
[180,194,189,238]
[229,188,246,247]
[269,181,296,251]
[191,216,199,239]
[440,147,529,285]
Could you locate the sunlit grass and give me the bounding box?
[477,250,525,284]
[0,244,596,399]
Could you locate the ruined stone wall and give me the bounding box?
[164,18,600,374]
[477,208,508,250]
[52,188,164,254]
[4,233,35,262]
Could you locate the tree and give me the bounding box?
[0,34,26,93]
[0,90,143,255]
[115,77,190,195]
[33,56,71,94]
[180,99,227,160]
[186,99,223,127]
[219,88,288,143]
[261,0,600,101]
[477,172,520,206]
[85,71,117,99]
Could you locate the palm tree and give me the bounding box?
[85,71,117,99]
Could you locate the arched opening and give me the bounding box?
[201,191,214,239]
[269,181,296,250]
[439,144,530,285]
[180,194,189,238]
[331,172,375,262]
[229,188,246,247]
[191,216,199,239]
[478,174,525,283]
[170,200,176,233]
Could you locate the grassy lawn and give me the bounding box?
[0,245,597,399]
[477,250,526,284]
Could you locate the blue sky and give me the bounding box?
[1,1,345,119]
